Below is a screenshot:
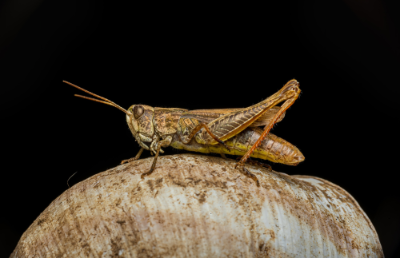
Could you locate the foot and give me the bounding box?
[247,159,272,171]
[141,168,155,179]
[235,157,272,171]
[121,157,139,165]
[235,163,260,187]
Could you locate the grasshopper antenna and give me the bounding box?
[63,80,132,116]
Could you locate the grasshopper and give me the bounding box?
[64,79,304,186]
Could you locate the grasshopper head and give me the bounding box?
[126,105,155,149]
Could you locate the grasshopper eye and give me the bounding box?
[133,105,144,119]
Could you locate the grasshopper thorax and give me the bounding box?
[126,104,155,150]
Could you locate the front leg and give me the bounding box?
[121,147,144,164]
[150,134,165,155]
[141,136,172,179]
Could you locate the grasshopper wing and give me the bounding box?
[186,106,285,127]
[250,106,285,127]
[177,105,286,145]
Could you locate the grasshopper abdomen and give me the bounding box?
[234,127,304,165]
[170,127,304,166]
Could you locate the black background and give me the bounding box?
[1,0,400,257]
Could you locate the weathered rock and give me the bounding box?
[11,154,383,257]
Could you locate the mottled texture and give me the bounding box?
[11,154,383,258]
[153,108,187,136]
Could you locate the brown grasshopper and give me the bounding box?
[63,79,304,186]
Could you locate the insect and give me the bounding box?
[64,79,304,186]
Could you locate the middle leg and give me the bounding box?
[141,136,172,179]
